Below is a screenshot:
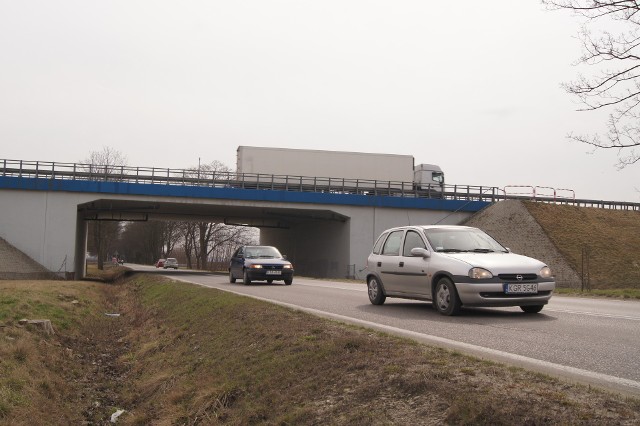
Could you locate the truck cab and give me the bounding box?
[414,164,445,196]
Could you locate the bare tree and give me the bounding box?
[160,221,181,258]
[182,222,198,269]
[177,160,259,270]
[544,0,640,167]
[83,146,129,177]
[82,147,128,269]
[118,221,181,264]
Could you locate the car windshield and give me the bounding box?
[424,228,507,253]
[244,246,282,259]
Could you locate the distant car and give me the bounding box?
[155,259,166,268]
[164,258,179,270]
[229,245,294,285]
[366,225,555,316]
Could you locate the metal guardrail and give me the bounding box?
[1,159,639,211]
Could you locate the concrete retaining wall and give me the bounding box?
[0,236,63,280]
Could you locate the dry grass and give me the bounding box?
[0,280,129,424]
[524,202,640,290]
[85,263,130,282]
[2,275,639,425]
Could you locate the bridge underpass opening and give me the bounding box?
[78,199,351,279]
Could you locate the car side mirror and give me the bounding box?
[505,247,511,253]
[410,247,430,258]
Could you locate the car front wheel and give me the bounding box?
[229,270,236,283]
[284,278,292,285]
[367,276,386,305]
[434,277,461,316]
[243,270,251,285]
[521,305,544,314]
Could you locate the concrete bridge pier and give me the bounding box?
[75,213,88,279]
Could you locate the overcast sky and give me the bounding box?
[1,1,638,203]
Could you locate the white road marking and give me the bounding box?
[172,276,640,396]
[543,308,640,321]
[266,297,640,396]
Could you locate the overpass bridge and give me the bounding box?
[1,159,637,280]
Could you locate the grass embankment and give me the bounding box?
[554,287,640,299]
[524,202,640,292]
[1,275,639,425]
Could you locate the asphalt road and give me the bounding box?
[131,265,640,396]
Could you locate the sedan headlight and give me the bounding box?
[468,267,493,279]
[282,264,293,269]
[249,264,263,269]
[539,266,553,278]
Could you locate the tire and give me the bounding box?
[284,278,292,285]
[367,276,386,305]
[243,270,251,285]
[521,305,544,314]
[267,279,273,284]
[229,270,236,283]
[433,277,461,316]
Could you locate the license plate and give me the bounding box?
[266,270,281,275]
[504,283,538,294]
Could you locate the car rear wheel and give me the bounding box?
[243,270,251,285]
[434,277,461,316]
[229,270,236,283]
[367,276,386,305]
[521,305,544,314]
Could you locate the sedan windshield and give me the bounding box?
[423,228,507,253]
[244,246,283,259]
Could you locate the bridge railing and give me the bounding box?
[1,159,639,210]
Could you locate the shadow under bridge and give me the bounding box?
[79,198,351,278]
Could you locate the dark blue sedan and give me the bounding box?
[229,245,294,285]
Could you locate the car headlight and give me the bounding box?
[249,264,263,269]
[283,264,293,269]
[539,266,552,278]
[468,267,493,279]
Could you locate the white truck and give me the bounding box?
[236,146,445,195]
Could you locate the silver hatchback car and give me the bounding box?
[366,225,555,315]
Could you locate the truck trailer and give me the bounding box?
[236,146,444,196]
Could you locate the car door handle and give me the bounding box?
[399,262,404,267]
